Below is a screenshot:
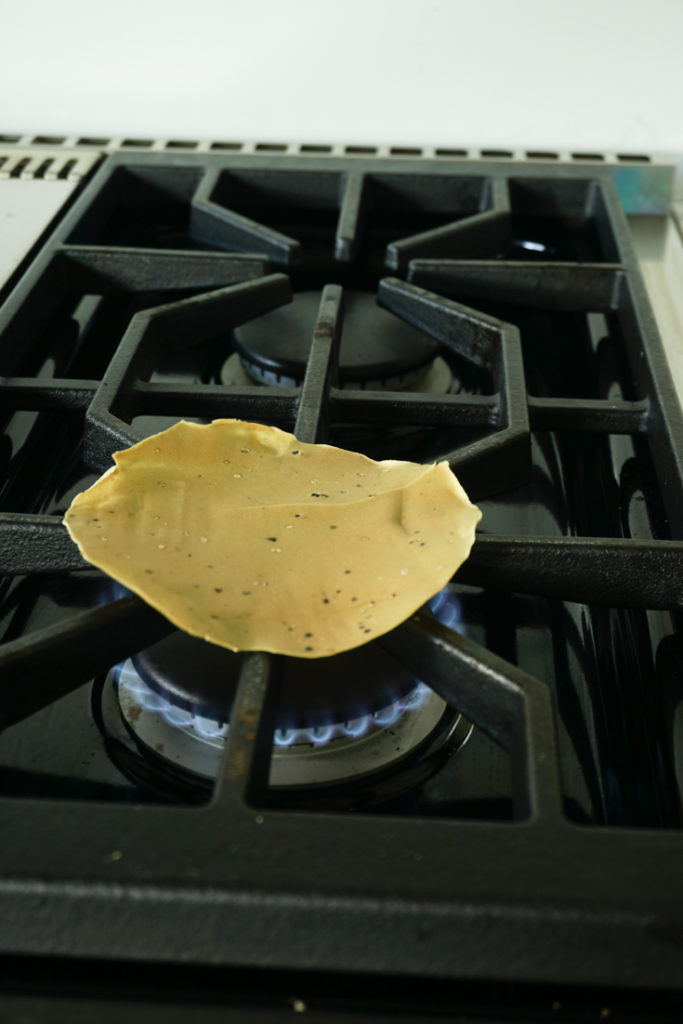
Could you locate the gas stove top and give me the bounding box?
[0,142,682,1021]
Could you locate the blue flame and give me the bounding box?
[340,717,367,738]
[272,681,432,747]
[114,584,463,752]
[115,662,431,750]
[306,724,336,746]
[193,716,229,740]
[428,586,465,634]
[98,582,132,607]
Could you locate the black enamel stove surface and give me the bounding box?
[0,150,682,1017]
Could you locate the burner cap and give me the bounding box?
[132,631,418,730]
[232,290,439,386]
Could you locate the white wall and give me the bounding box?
[2,0,682,155]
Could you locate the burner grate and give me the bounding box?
[0,152,681,989]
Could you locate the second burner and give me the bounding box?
[231,289,440,388]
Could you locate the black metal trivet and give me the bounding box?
[0,152,681,990]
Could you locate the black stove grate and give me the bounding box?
[0,152,681,992]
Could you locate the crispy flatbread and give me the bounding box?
[64,419,481,657]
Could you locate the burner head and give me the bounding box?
[232,290,439,387]
[113,590,467,793]
[132,631,419,730]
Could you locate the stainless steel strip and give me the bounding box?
[0,147,100,291]
[629,214,683,410]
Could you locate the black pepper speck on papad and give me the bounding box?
[63,420,481,658]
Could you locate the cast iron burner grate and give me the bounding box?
[0,151,681,994]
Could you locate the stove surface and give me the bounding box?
[0,147,681,1013]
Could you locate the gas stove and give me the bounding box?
[0,139,682,1022]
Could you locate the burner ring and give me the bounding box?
[98,588,471,800]
[231,289,440,388]
[221,351,453,395]
[115,664,465,789]
[131,631,425,729]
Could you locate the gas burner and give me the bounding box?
[221,349,453,395]
[224,289,452,392]
[115,668,455,788]
[130,631,424,725]
[111,589,469,792]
